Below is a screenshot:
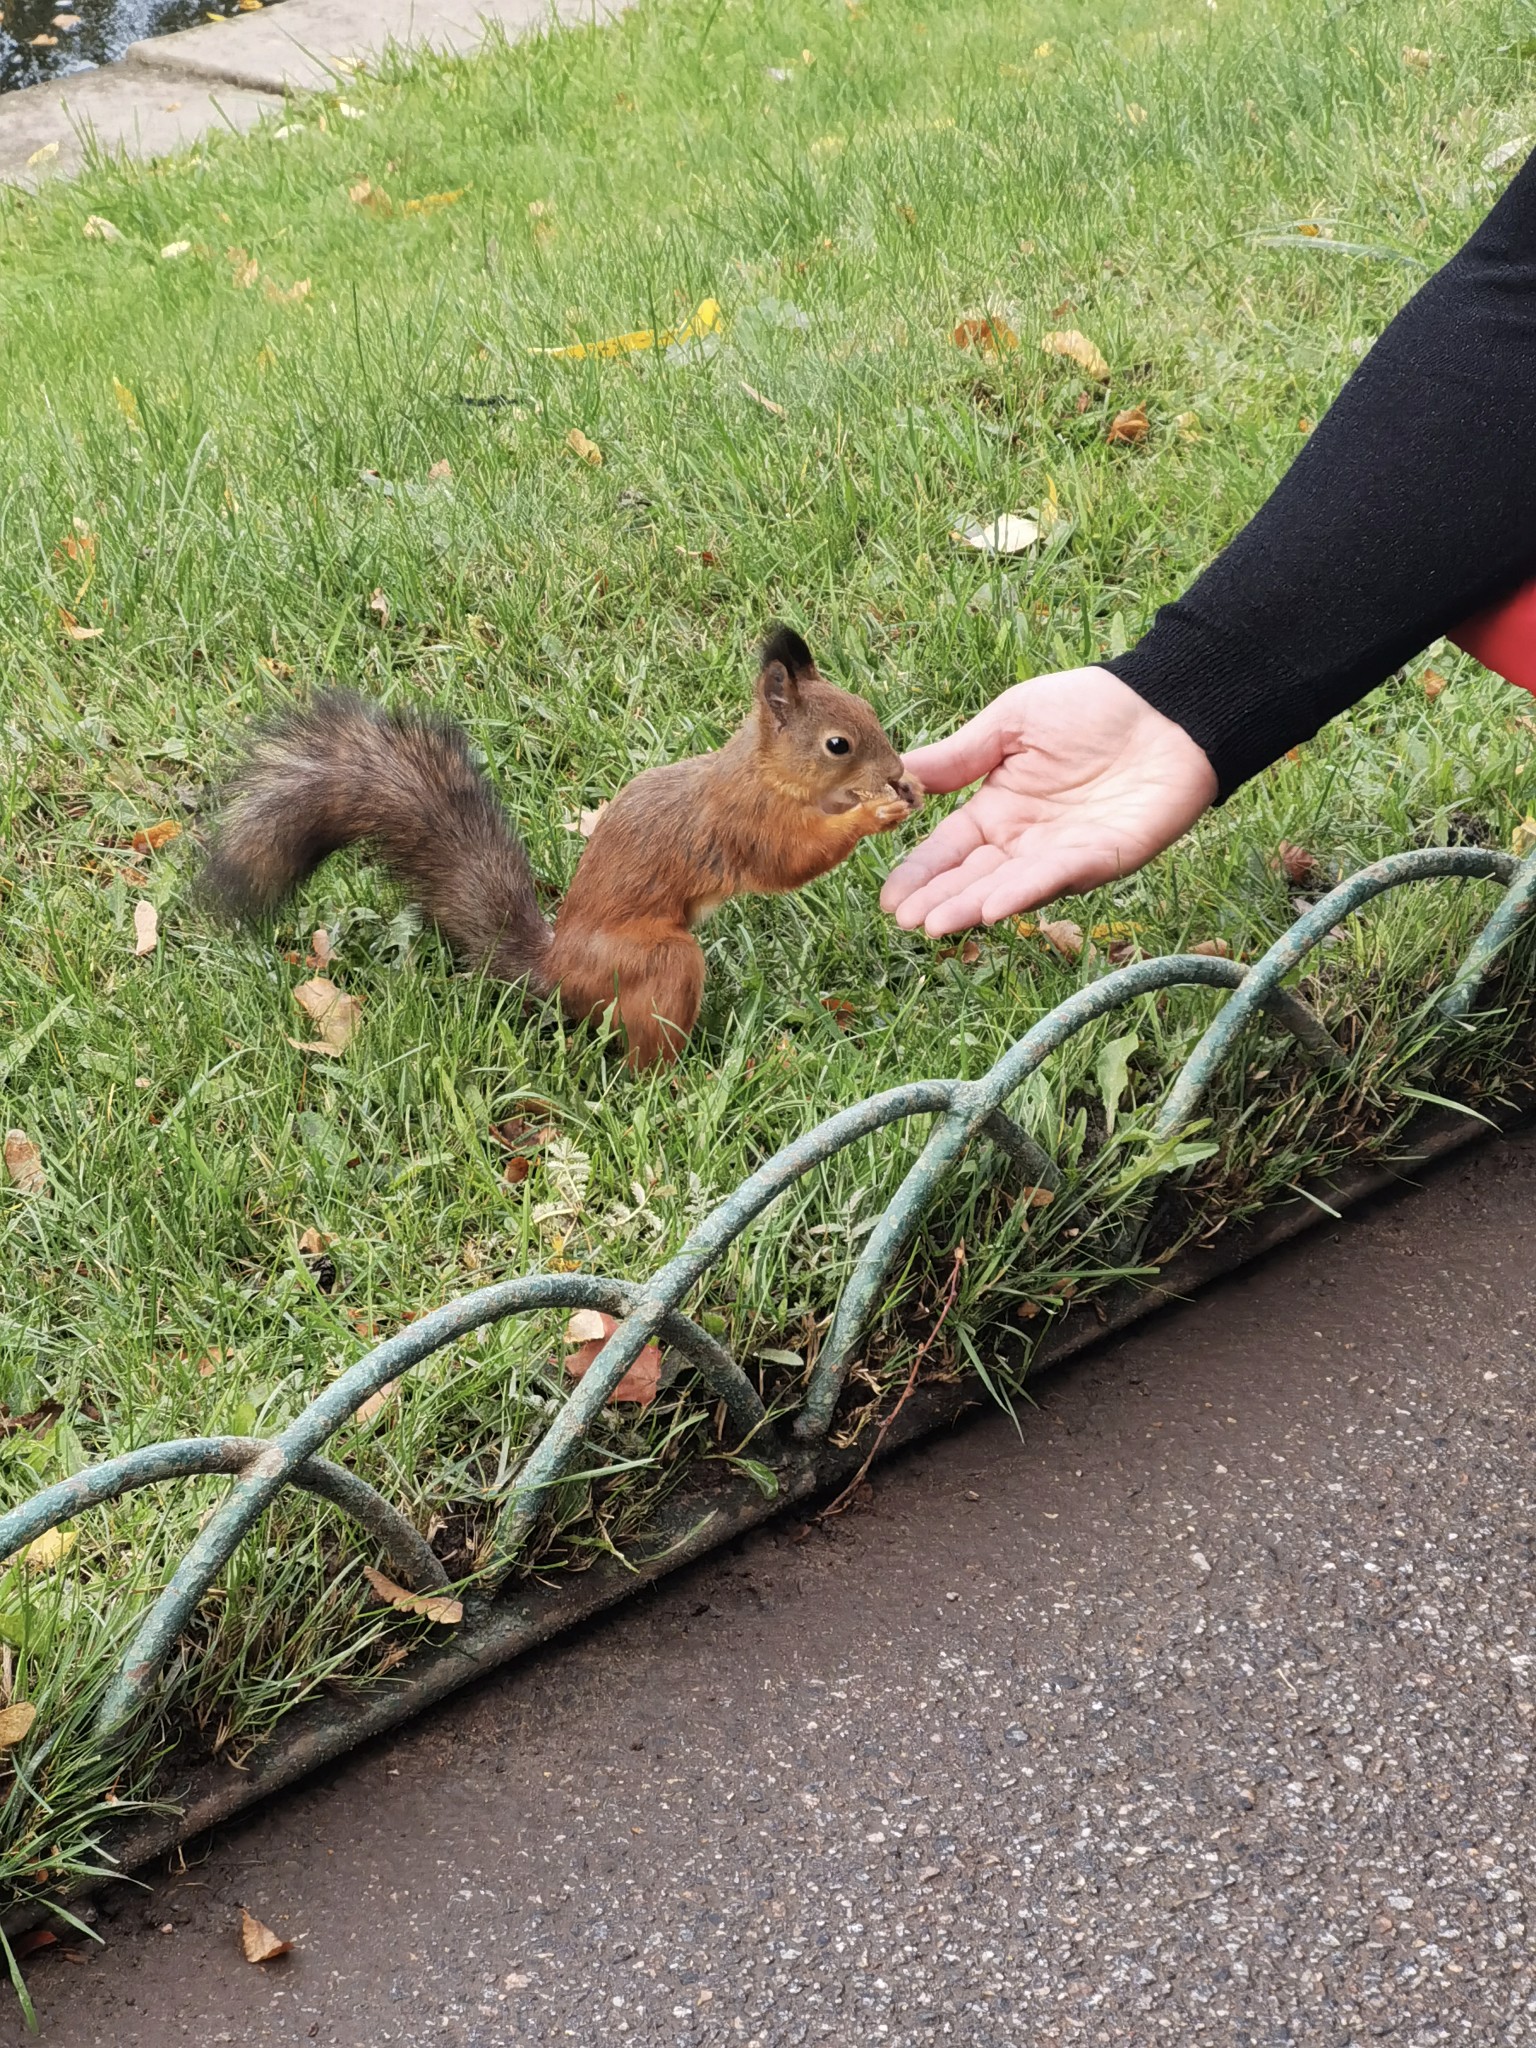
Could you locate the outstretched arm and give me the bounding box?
[887,148,1536,935]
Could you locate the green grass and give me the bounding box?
[2,0,1536,1912]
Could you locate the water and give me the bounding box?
[2,0,282,95]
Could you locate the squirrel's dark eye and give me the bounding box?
[824,735,851,756]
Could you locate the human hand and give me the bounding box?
[879,667,1218,937]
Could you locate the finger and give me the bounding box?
[898,697,1018,796]
[891,844,1009,930]
[879,808,986,912]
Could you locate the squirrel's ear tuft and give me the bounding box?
[759,624,815,677]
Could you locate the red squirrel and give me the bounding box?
[204,627,923,1068]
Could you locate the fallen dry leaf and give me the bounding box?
[937,937,983,966]
[58,609,103,641]
[403,188,466,215]
[305,927,334,970]
[132,899,159,957]
[297,1226,332,1256]
[55,520,96,566]
[1422,667,1448,701]
[23,1529,75,1571]
[196,1347,227,1378]
[563,1310,663,1405]
[26,142,61,167]
[349,178,392,214]
[29,33,59,48]
[950,512,1039,556]
[0,1703,36,1751]
[131,819,181,854]
[263,277,311,305]
[288,977,363,1055]
[952,313,1019,357]
[1041,329,1110,380]
[502,1154,531,1186]
[533,298,720,363]
[361,1565,463,1626]
[1039,919,1084,958]
[3,1132,46,1196]
[576,802,608,839]
[566,428,603,467]
[239,1910,292,1964]
[427,458,453,482]
[112,376,141,430]
[83,214,122,242]
[368,587,390,625]
[353,1379,399,1425]
[1106,403,1149,445]
[160,239,192,260]
[227,247,260,290]
[820,995,857,1030]
[740,380,786,417]
[1401,44,1435,70]
[1190,937,1233,958]
[1272,842,1322,886]
[52,11,83,24]
[1513,816,1536,860]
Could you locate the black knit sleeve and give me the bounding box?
[1104,150,1536,798]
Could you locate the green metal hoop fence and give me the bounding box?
[2,844,1532,1750]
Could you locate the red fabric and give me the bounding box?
[1451,580,1536,695]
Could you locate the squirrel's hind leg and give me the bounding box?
[551,924,705,1070]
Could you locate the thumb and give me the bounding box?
[899,694,1021,795]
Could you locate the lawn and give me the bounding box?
[2,0,1535,1926]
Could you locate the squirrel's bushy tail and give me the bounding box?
[202,691,554,992]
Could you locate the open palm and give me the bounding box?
[880,667,1218,937]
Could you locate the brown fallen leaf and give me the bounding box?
[133,899,159,957]
[368,587,390,624]
[502,1154,531,1186]
[0,1703,37,1750]
[1512,816,1536,860]
[305,927,334,970]
[54,521,96,566]
[349,178,392,215]
[361,1564,463,1625]
[131,819,181,854]
[226,246,260,289]
[820,995,857,1029]
[58,608,103,641]
[1402,44,1435,70]
[740,381,786,418]
[1272,841,1322,886]
[196,1347,227,1378]
[427,458,453,482]
[1039,919,1084,958]
[1106,403,1149,445]
[576,802,608,838]
[263,277,311,305]
[288,976,363,1055]
[937,937,983,966]
[353,1378,399,1424]
[1041,329,1110,380]
[563,1309,663,1405]
[3,1131,47,1196]
[952,313,1019,357]
[566,428,603,467]
[239,1909,292,1964]
[1189,937,1233,958]
[29,33,59,48]
[297,1226,332,1257]
[1422,667,1448,701]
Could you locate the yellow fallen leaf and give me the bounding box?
[0,1704,37,1750]
[26,142,60,167]
[354,1379,399,1424]
[240,1909,292,1963]
[24,1529,75,1571]
[112,377,141,430]
[288,976,363,1055]
[3,1131,47,1196]
[1402,44,1435,70]
[952,313,1019,356]
[535,298,722,363]
[133,899,159,957]
[566,428,603,467]
[361,1565,462,1625]
[1040,329,1110,381]
[1173,409,1202,439]
[402,188,466,214]
[1512,817,1536,860]
[131,819,181,853]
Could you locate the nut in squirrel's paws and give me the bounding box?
[864,773,924,829]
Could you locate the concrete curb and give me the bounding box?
[0,0,615,183]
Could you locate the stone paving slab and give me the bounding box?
[0,69,279,182]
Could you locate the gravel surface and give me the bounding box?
[10,1131,1536,2045]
